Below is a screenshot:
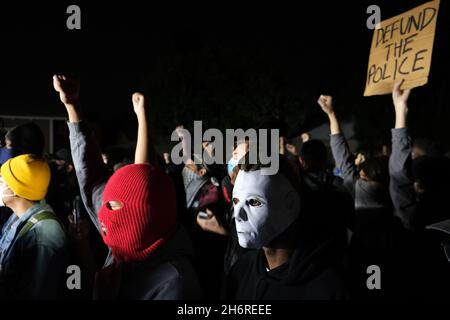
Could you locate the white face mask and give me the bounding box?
[0,179,15,207]
[232,169,301,249]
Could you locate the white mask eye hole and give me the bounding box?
[247,198,262,207]
[232,197,239,205]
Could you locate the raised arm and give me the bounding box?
[132,92,152,164]
[53,75,83,123]
[318,95,341,135]
[389,80,417,230]
[53,75,108,233]
[392,80,410,130]
[318,95,358,193]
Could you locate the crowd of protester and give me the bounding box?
[0,75,449,300]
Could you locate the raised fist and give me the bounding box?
[53,75,80,105]
[317,95,334,115]
[132,92,146,115]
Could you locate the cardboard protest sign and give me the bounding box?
[364,0,440,96]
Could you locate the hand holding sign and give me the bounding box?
[392,80,411,129]
[392,80,411,111]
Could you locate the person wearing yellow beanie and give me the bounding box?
[0,154,67,299]
[1,154,50,201]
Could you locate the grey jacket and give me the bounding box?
[330,133,358,197]
[68,121,202,300]
[389,128,417,230]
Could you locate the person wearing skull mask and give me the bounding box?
[225,152,347,300]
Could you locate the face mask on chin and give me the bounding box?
[232,169,301,249]
[0,184,15,207]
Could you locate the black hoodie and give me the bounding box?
[225,235,347,300]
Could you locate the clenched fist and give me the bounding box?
[317,95,334,115]
[53,75,80,105]
[132,92,146,115]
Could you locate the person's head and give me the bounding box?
[358,156,389,185]
[98,164,177,262]
[53,148,74,173]
[6,122,45,158]
[412,155,450,196]
[299,140,328,172]
[412,138,441,160]
[355,156,391,210]
[232,154,301,249]
[185,155,209,178]
[0,154,51,211]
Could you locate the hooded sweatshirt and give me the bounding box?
[225,235,347,300]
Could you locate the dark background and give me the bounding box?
[0,0,448,153]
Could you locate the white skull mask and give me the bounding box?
[232,169,301,249]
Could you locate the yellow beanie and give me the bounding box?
[0,154,51,201]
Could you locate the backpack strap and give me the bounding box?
[17,211,58,240]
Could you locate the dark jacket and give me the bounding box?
[114,226,203,300]
[225,235,347,300]
[388,128,450,298]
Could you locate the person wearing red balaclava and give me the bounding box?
[98,163,177,262]
[54,76,202,300]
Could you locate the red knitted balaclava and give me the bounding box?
[98,164,177,262]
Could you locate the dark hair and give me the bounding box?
[413,138,441,157]
[359,156,389,186]
[54,148,73,164]
[300,140,328,170]
[412,155,450,192]
[6,122,45,157]
[239,151,301,193]
[190,153,212,178]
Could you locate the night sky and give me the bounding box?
[0,0,449,152]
